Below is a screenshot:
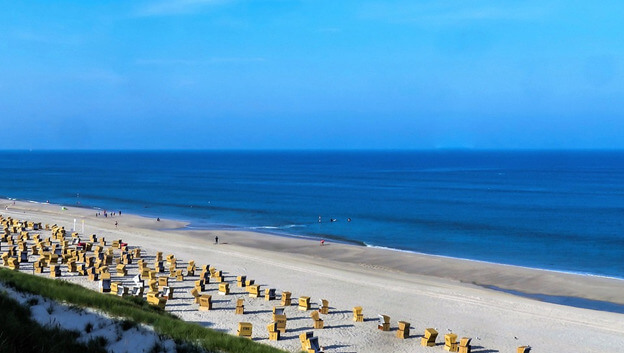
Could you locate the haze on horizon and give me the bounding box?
[1,1,622,150]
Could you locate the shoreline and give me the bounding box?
[2,198,623,353]
[6,196,624,283]
[3,197,624,307]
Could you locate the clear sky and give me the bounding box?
[1,1,623,150]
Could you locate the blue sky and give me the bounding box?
[1,0,622,149]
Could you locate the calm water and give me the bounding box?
[1,150,623,278]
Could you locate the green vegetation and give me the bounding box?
[0,289,108,353]
[0,268,288,353]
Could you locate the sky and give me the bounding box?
[1,0,623,150]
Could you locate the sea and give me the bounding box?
[1,150,623,280]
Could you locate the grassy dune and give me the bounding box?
[0,268,288,353]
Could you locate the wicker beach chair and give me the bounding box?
[311,310,324,329]
[377,314,390,331]
[421,328,438,346]
[237,322,252,338]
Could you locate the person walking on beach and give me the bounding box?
[320,239,325,246]
[115,221,118,228]
[215,236,219,244]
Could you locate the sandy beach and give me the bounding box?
[2,198,623,353]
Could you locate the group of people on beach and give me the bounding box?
[95,210,121,218]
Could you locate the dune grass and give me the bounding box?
[0,289,108,353]
[0,268,288,353]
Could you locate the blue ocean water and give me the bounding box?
[0,150,623,279]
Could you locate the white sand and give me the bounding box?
[1,199,623,353]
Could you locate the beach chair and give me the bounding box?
[377,314,390,331]
[245,279,255,289]
[111,282,121,294]
[265,288,276,301]
[267,322,280,341]
[175,269,184,281]
[274,314,287,333]
[311,310,324,329]
[517,346,531,353]
[299,296,311,311]
[421,328,438,346]
[155,260,165,273]
[168,265,177,278]
[87,268,99,281]
[397,321,410,339]
[198,295,212,310]
[190,288,201,303]
[18,250,28,263]
[237,322,252,338]
[158,276,169,290]
[236,298,245,314]
[99,277,111,293]
[200,269,210,282]
[128,284,140,296]
[218,282,230,295]
[162,286,173,300]
[33,258,45,274]
[133,248,141,258]
[133,274,143,287]
[147,293,167,309]
[186,260,195,276]
[194,279,205,292]
[353,306,364,322]
[50,264,61,278]
[299,331,314,351]
[305,336,324,353]
[112,240,120,249]
[319,299,329,314]
[1,252,9,267]
[281,291,292,306]
[459,337,472,353]
[444,333,458,351]
[116,284,129,297]
[248,284,261,298]
[116,264,127,276]
[8,257,19,270]
[237,275,246,287]
[148,279,159,295]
